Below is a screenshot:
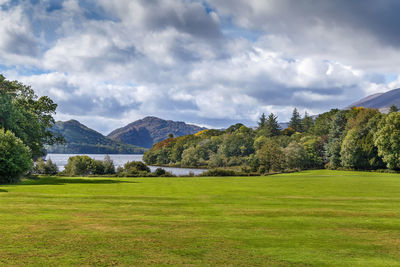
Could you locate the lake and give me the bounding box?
[45,154,206,176]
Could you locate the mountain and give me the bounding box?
[46,120,146,154]
[108,116,207,148]
[347,88,400,112]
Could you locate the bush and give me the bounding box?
[118,161,151,177]
[92,160,105,175]
[153,168,166,176]
[63,155,116,176]
[34,158,58,175]
[153,168,174,177]
[0,129,33,184]
[64,155,95,176]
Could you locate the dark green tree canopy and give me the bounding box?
[302,112,314,133]
[389,104,399,113]
[265,113,281,137]
[289,108,302,132]
[0,129,32,184]
[0,74,61,159]
[258,113,266,129]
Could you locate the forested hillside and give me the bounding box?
[47,120,146,154]
[144,107,400,173]
[108,116,206,148]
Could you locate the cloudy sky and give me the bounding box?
[1,0,400,133]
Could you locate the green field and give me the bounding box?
[1,170,400,266]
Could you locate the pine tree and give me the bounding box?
[258,113,266,129]
[289,108,302,132]
[265,113,281,136]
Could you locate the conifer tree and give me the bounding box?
[265,113,281,136]
[289,108,302,132]
[258,113,266,129]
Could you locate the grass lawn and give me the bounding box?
[1,170,400,266]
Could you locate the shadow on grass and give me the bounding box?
[20,176,138,186]
[0,189,8,192]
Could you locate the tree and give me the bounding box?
[289,108,302,132]
[181,146,199,167]
[311,109,340,136]
[64,155,96,176]
[325,111,348,168]
[389,104,399,113]
[0,129,32,183]
[258,113,266,129]
[281,127,295,136]
[341,109,384,169]
[120,161,151,176]
[221,131,254,158]
[257,140,285,173]
[0,75,61,159]
[374,112,400,169]
[265,113,281,137]
[302,111,314,133]
[103,155,115,174]
[284,141,307,170]
[34,158,58,175]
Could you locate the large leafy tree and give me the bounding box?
[0,75,60,159]
[374,112,400,169]
[341,109,384,169]
[311,109,340,136]
[0,129,32,184]
[257,140,285,172]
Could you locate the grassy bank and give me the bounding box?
[1,170,400,266]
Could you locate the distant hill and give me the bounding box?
[347,88,400,112]
[46,120,146,154]
[108,116,207,148]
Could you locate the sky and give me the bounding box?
[1,0,400,134]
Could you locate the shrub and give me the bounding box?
[118,161,151,177]
[92,160,105,175]
[34,158,58,175]
[0,129,33,184]
[153,168,174,177]
[64,155,95,176]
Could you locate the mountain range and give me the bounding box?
[47,117,207,154]
[108,116,207,148]
[46,120,146,154]
[47,88,400,154]
[347,88,400,112]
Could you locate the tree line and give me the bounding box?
[144,105,400,173]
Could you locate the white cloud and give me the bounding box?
[0,0,399,132]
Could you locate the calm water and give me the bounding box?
[45,154,206,176]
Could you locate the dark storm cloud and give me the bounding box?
[210,0,400,47]
[57,95,137,118]
[126,0,223,39]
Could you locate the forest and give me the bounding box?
[143,106,400,173]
